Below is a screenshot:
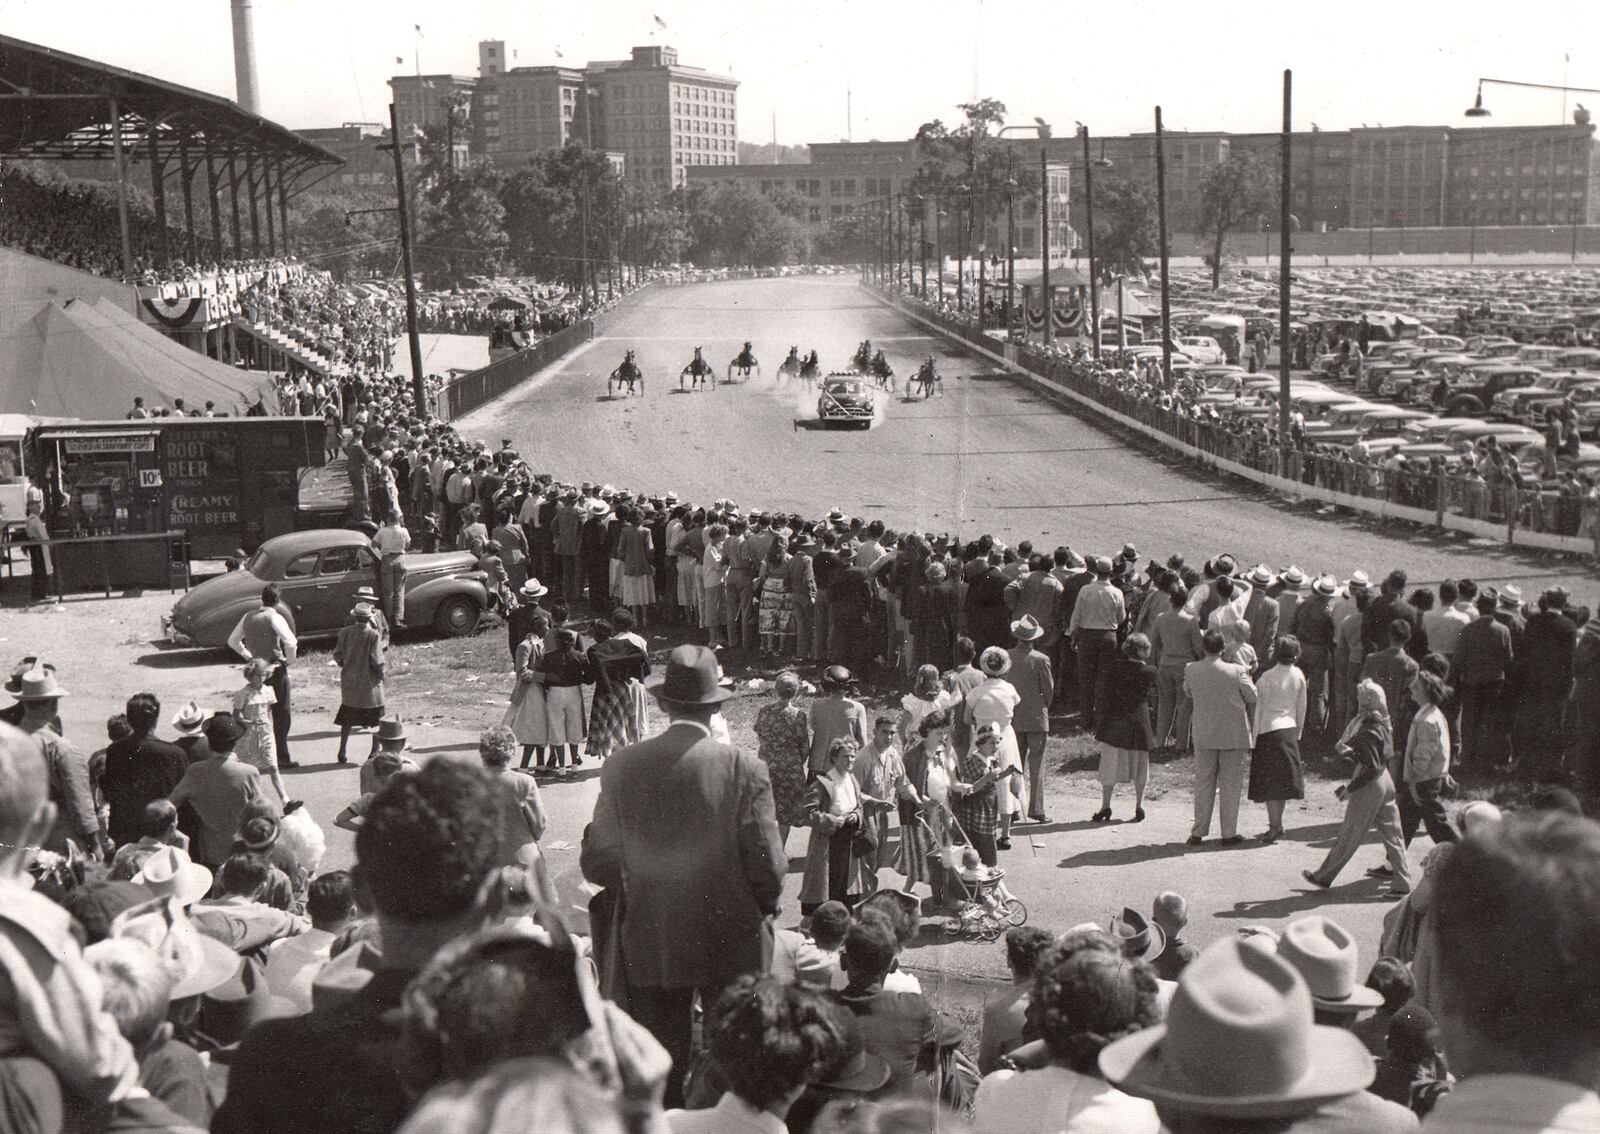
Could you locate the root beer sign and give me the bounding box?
[165,428,242,530]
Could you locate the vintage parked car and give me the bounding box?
[817,373,875,428]
[165,529,489,648]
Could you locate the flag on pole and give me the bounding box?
[414,24,423,35]
[554,48,564,58]
[653,14,668,28]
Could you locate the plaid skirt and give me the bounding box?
[586,678,649,759]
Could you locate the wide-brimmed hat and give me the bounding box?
[1109,907,1168,961]
[1213,554,1237,575]
[814,1012,892,1094]
[170,701,207,736]
[4,657,40,695]
[353,586,381,604]
[1099,939,1375,1120]
[1010,614,1044,642]
[1121,543,1139,561]
[809,665,851,693]
[1542,585,1571,609]
[519,578,549,600]
[1275,916,1384,1013]
[645,645,736,705]
[585,499,611,518]
[111,896,241,1000]
[12,668,68,701]
[1246,564,1275,586]
[132,846,214,907]
[376,717,409,747]
[1312,575,1338,597]
[979,646,1012,676]
[237,815,281,854]
[1281,565,1308,587]
[1498,584,1522,609]
[350,602,375,621]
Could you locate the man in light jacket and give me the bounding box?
[1183,629,1257,845]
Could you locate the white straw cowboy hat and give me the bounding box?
[170,701,208,736]
[132,846,214,908]
[1010,614,1044,642]
[1099,938,1373,1120]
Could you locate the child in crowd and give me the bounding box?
[232,658,286,802]
[1371,1004,1453,1118]
[334,752,404,831]
[1150,891,1199,981]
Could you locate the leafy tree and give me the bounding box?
[907,99,1028,285]
[679,181,799,267]
[415,164,508,286]
[1197,150,1277,289]
[288,189,399,279]
[1088,177,1159,284]
[498,145,625,295]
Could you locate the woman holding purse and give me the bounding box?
[799,738,871,914]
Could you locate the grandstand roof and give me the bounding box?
[0,35,341,180]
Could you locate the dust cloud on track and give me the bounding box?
[458,276,1591,591]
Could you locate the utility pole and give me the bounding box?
[1041,148,1052,346]
[386,102,428,417]
[1279,70,1294,460]
[1082,125,1101,361]
[1154,106,1172,387]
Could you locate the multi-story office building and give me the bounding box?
[389,43,734,186]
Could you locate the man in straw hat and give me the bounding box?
[581,644,785,1108]
[1006,614,1056,823]
[1100,936,1414,1132]
[8,666,103,857]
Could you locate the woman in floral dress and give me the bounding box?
[753,670,810,847]
[233,657,286,802]
[756,536,796,655]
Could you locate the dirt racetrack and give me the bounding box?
[460,275,1592,593]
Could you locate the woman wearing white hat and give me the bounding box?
[965,647,1025,849]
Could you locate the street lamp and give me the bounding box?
[1006,169,1017,338]
[1465,75,1600,118]
[935,203,945,304]
[1078,123,1113,360]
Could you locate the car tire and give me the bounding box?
[432,595,481,638]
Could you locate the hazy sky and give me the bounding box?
[6,0,1599,142]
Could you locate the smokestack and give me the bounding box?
[231,0,261,115]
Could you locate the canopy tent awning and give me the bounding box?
[2,297,278,419]
[1009,266,1094,289]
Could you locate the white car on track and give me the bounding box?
[816,374,875,428]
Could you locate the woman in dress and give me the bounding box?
[617,505,656,631]
[753,670,810,847]
[674,508,704,625]
[898,664,953,749]
[1092,633,1158,823]
[701,522,731,648]
[757,535,796,655]
[1305,678,1414,893]
[333,602,386,765]
[456,503,489,552]
[964,646,1024,849]
[503,609,550,770]
[799,738,870,914]
[233,657,286,802]
[1249,635,1308,843]
[898,707,956,909]
[585,608,651,763]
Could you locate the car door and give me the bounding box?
[312,545,379,628]
[274,551,326,633]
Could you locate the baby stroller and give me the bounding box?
[916,809,1027,940]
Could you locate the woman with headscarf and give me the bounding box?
[799,738,870,913]
[964,646,1025,848]
[1302,678,1413,893]
[753,671,810,847]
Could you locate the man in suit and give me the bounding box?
[1241,565,1281,671]
[1455,591,1512,773]
[965,549,1012,654]
[786,533,819,660]
[1183,629,1257,845]
[1005,615,1056,823]
[581,644,786,1108]
[1005,554,1064,657]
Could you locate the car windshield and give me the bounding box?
[826,380,862,394]
[243,548,271,576]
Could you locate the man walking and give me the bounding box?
[1005,615,1055,823]
[228,586,299,770]
[581,645,785,1108]
[1184,629,1257,846]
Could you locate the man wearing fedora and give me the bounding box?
[169,714,275,869]
[1100,937,1413,1133]
[1005,615,1056,823]
[1069,557,1126,731]
[581,644,786,1108]
[1184,629,1257,846]
[9,667,103,858]
[1241,566,1281,674]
